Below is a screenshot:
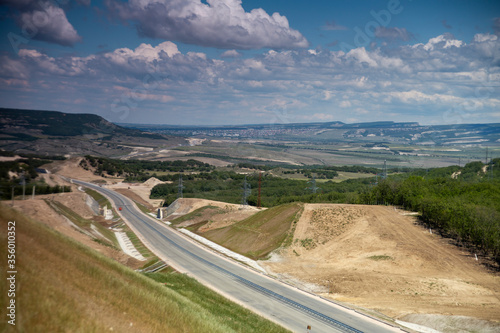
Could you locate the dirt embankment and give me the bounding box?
[8,193,142,269]
[108,177,167,208]
[45,157,118,184]
[166,198,261,230]
[262,204,500,324]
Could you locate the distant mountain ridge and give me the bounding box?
[0,108,186,156]
[0,108,163,139]
[121,119,500,146]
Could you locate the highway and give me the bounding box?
[74,179,405,333]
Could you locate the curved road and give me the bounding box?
[74,179,405,333]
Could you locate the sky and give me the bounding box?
[0,0,499,126]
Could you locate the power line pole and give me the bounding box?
[307,176,319,194]
[177,174,184,198]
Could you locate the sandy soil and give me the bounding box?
[53,191,96,219]
[108,177,166,208]
[261,204,500,323]
[0,155,21,161]
[44,157,121,184]
[8,197,142,269]
[167,198,260,217]
[114,189,154,210]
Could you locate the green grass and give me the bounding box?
[146,272,289,333]
[201,203,303,259]
[84,188,108,205]
[0,204,290,333]
[135,201,152,215]
[124,226,155,259]
[171,205,222,225]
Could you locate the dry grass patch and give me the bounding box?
[0,204,289,333]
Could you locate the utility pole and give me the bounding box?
[177,174,184,199]
[32,185,35,200]
[307,176,319,194]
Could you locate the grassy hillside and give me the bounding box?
[198,203,303,259]
[0,109,184,156]
[0,108,164,139]
[0,204,289,333]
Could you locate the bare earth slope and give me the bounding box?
[261,204,500,322]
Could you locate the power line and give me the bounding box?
[307,175,320,194]
[177,174,185,198]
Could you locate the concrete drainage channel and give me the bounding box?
[115,231,147,261]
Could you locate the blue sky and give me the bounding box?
[0,0,499,125]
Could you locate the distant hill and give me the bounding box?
[0,108,164,138]
[121,120,500,146]
[0,108,186,156]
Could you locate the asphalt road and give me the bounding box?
[74,179,405,333]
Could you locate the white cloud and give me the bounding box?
[421,33,464,51]
[105,42,180,66]
[3,31,500,124]
[4,0,81,46]
[346,47,378,67]
[107,0,308,50]
[339,100,351,108]
[221,50,241,58]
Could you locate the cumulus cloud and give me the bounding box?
[221,50,241,58]
[20,4,81,46]
[375,27,413,41]
[419,33,464,51]
[2,31,500,124]
[1,0,81,46]
[104,42,180,66]
[106,0,308,49]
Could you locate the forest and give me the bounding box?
[80,155,214,177]
[360,158,500,264]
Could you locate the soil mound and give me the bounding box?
[262,204,500,323]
